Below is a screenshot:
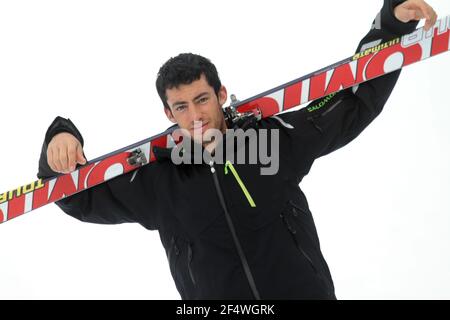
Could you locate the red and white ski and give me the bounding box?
[1,16,449,224]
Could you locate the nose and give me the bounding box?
[187,104,203,124]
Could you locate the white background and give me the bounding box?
[0,0,449,299]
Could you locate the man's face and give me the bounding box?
[164,74,227,145]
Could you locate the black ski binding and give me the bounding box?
[223,94,262,129]
[127,148,148,166]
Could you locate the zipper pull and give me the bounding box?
[285,217,297,234]
[224,161,256,208]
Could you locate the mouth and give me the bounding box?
[191,122,209,132]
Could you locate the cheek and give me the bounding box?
[177,118,190,129]
[210,102,222,117]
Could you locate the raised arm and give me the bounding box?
[276,0,434,178]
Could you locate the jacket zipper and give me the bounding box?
[320,98,342,117]
[167,236,180,277]
[287,204,332,288]
[280,213,319,274]
[306,98,343,134]
[280,210,331,293]
[224,160,256,207]
[209,160,261,300]
[187,243,196,286]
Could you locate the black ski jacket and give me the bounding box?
[38,0,417,300]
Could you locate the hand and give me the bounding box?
[394,0,437,31]
[47,132,87,174]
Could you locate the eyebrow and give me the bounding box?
[172,92,210,107]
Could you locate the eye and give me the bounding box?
[198,97,209,104]
[176,105,187,112]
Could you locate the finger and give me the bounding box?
[417,1,431,20]
[406,9,415,23]
[423,4,433,31]
[76,144,87,165]
[67,145,77,171]
[405,3,428,21]
[423,3,437,31]
[414,10,425,21]
[53,147,63,173]
[47,147,54,171]
[396,8,415,23]
[424,12,434,31]
[429,6,438,29]
[58,146,69,173]
[49,147,60,173]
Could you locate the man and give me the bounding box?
[38,0,437,299]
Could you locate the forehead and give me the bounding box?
[166,74,214,103]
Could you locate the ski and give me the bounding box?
[1,16,449,224]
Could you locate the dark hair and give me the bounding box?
[156,53,222,109]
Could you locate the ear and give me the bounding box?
[218,85,227,107]
[164,107,177,123]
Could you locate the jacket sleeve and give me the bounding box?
[276,0,419,179]
[37,116,159,230]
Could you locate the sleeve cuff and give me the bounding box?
[44,116,84,147]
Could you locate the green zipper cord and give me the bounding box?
[224,160,256,207]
